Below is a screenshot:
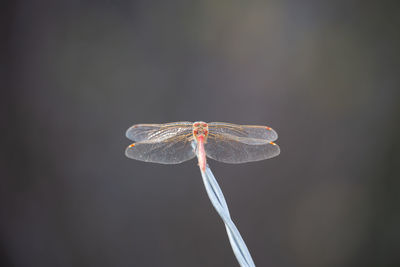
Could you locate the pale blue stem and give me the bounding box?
[193,142,256,266]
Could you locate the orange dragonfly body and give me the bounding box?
[125,121,280,171]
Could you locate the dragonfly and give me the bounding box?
[125,121,280,171]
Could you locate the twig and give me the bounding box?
[198,163,256,267]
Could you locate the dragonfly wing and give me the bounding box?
[204,134,280,164]
[208,122,278,142]
[125,137,196,164]
[126,122,193,142]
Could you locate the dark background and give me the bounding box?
[2,1,400,266]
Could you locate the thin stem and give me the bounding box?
[193,143,255,266]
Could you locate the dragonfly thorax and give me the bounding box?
[193,121,209,141]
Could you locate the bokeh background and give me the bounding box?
[2,1,400,266]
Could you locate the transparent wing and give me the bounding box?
[208,122,278,142]
[204,134,280,164]
[126,122,193,142]
[125,135,196,164]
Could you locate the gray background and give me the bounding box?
[2,0,399,266]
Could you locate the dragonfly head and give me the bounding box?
[193,121,209,142]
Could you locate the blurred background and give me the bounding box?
[1,0,399,266]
